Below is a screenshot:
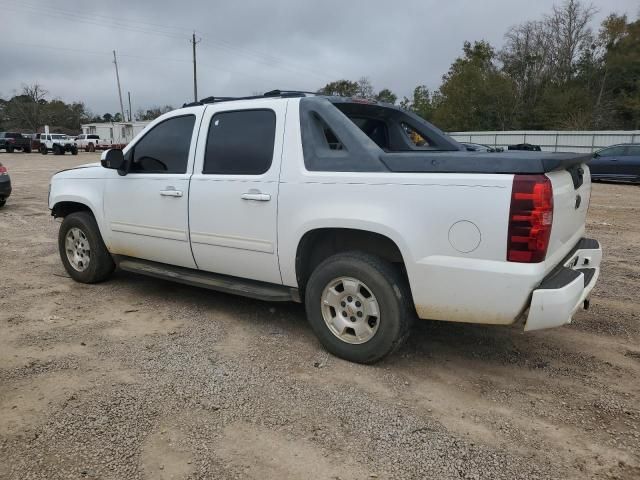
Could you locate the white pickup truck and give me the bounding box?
[48,91,602,363]
[75,134,111,152]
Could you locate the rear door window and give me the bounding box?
[624,146,640,156]
[203,109,276,175]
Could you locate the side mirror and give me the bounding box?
[101,149,128,175]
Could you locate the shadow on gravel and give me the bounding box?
[105,270,618,378]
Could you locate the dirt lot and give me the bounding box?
[0,152,639,480]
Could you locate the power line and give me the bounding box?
[0,0,332,82]
[0,41,290,88]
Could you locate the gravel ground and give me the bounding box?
[0,152,639,480]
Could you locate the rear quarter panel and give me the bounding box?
[278,102,572,325]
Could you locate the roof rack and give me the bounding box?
[182,90,318,108]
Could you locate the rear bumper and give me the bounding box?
[524,238,602,331]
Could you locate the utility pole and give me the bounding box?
[127,91,132,122]
[191,32,200,102]
[113,50,125,122]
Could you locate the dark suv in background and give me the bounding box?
[591,144,640,183]
[0,132,32,153]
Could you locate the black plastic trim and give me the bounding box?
[538,267,582,290]
[115,256,300,302]
[380,151,591,174]
[581,268,596,287]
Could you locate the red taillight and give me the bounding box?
[507,174,553,263]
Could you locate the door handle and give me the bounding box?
[160,189,183,197]
[241,192,271,201]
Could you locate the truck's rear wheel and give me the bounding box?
[40,145,48,155]
[71,146,78,155]
[58,212,115,283]
[24,146,31,153]
[304,252,414,364]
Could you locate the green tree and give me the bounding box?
[605,20,640,130]
[399,85,434,120]
[317,80,359,97]
[431,41,518,130]
[375,88,397,104]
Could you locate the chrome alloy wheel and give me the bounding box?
[320,277,380,344]
[65,227,91,272]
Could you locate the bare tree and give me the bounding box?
[545,0,597,83]
[356,77,375,99]
[22,83,48,103]
[500,20,552,102]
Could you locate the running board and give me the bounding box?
[116,257,300,302]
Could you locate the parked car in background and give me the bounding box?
[508,143,542,151]
[460,142,504,153]
[0,132,32,153]
[39,134,78,155]
[0,161,11,207]
[590,144,640,183]
[75,134,111,152]
[49,92,601,364]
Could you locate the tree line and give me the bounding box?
[318,0,639,131]
[0,84,175,134]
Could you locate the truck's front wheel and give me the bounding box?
[304,252,414,364]
[58,212,115,283]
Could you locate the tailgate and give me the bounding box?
[544,163,591,271]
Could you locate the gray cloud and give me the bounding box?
[1,0,637,115]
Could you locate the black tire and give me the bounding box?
[53,144,62,155]
[58,211,115,283]
[40,145,48,155]
[71,146,78,155]
[6,146,13,153]
[24,146,32,153]
[0,198,5,208]
[304,251,414,364]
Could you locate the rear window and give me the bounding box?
[599,146,625,156]
[6,133,23,139]
[88,135,100,139]
[625,146,640,156]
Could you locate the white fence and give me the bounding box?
[448,130,640,153]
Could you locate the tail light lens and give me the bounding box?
[0,165,7,175]
[507,174,553,263]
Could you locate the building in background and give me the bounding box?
[80,121,149,147]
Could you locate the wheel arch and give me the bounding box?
[294,227,409,294]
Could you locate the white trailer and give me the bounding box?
[80,121,149,148]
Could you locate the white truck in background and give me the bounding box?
[48,91,602,364]
[74,134,111,152]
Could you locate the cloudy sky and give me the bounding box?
[1,0,637,117]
